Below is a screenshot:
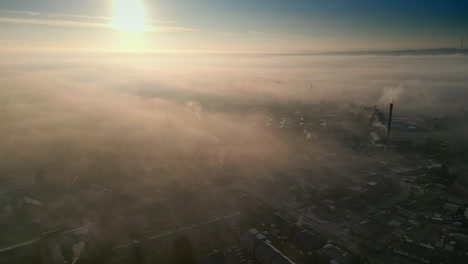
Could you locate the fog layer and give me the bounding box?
[1,53,467,185]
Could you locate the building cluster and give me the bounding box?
[0,180,245,263]
[0,101,467,263]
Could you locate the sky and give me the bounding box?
[0,0,467,52]
[1,1,468,193]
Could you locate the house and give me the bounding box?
[393,240,433,264]
[272,213,291,235]
[241,229,295,264]
[293,230,325,251]
[443,203,460,215]
[369,132,385,150]
[286,224,303,238]
[319,244,352,264]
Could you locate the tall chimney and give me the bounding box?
[387,103,394,138]
[461,36,464,49]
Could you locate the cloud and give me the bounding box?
[0,10,40,17]
[0,53,467,189]
[0,9,195,32]
[0,57,290,187]
[249,30,279,36]
[0,17,107,28]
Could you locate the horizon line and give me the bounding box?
[0,47,466,56]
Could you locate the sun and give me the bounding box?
[111,0,149,31]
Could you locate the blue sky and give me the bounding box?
[0,0,467,52]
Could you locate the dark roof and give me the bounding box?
[443,203,460,214]
[273,213,292,234]
[293,230,325,250]
[287,224,302,237]
[241,232,260,256]
[241,229,295,264]
[255,242,279,263]
[320,246,350,263]
[394,240,433,263]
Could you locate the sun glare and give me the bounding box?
[112,0,149,31]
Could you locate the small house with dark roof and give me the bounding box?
[241,229,295,264]
[393,240,433,264]
[293,230,325,251]
[443,203,460,215]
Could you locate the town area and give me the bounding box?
[1,101,467,264]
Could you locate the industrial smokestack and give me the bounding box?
[387,103,394,138]
[461,36,464,49]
